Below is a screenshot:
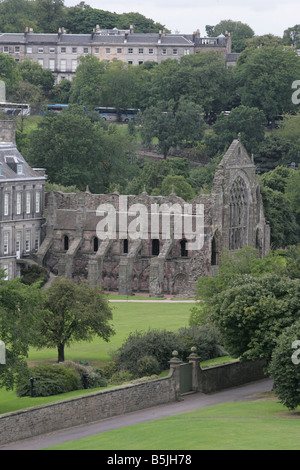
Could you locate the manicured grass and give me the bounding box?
[45,398,300,450]
[27,302,192,365]
[0,302,192,414]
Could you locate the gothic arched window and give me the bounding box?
[229,176,249,250]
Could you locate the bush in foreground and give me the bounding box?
[16,361,107,397]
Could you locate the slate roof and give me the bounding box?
[0,142,45,181]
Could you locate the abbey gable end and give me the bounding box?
[36,138,270,297]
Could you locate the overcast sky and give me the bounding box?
[64,0,300,37]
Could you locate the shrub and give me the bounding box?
[176,325,227,362]
[16,361,107,397]
[268,320,300,410]
[137,355,160,376]
[114,329,179,377]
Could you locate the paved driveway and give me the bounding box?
[0,378,273,450]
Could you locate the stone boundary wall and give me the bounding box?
[0,358,268,446]
[198,359,267,394]
[0,374,176,447]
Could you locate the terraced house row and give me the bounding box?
[0,26,238,83]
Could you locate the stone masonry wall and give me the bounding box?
[0,374,176,446]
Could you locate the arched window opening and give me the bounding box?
[229,176,249,250]
[63,235,69,251]
[152,239,160,256]
[211,236,217,265]
[93,236,99,252]
[123,239,128,254]
[180,239,188,257]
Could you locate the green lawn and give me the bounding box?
[45,398,300,450]
[0,302,192,414]
[27,301,192,365]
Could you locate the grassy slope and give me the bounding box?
[45,399,300,450]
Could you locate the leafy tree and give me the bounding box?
[160,174,196,201]
[17,58,55,96]
[34,0,66,33]
[64,5,117,33]
[268,319,300,410]
[0,53,20,97]
[27,106,136,193]
[212,105,266,155]
[0,0,38,32]
[260,167,300,247]
[283,24,300,48]
[34,278,115,362]
[211,274,300,364]
[245,34,283,49]
[69,55,107,107]
[206,20,254,52]
[234,46,300,124]
[0,278,43,390]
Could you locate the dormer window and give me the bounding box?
[17,163,24,175]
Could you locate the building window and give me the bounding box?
[26,192,31,214]
[38,47,43,53]
[63,235,69,251]
[0,163,2,175]
[105,48,110,54]
[3,46,9,53]
[72,47,77,53]
[180,239,188,257]
[117,48,122,54]
[152,239,160,256]
[16,231,21,255]
[25,230,31,252]
[123,239,128,254]
[35,230,40,250]
[61,47,66,53]
[3,232,9,255]
[71,59,77,72]
[93,236,98,252]
[162,49,167,55]
[173,49,178,55]
[94,47,99,53]
[16,192,22,215]
[229,176,249,250]
[83,47,88,54]
[49,47,55,53]
[128,48,133,54]
[17,163,23,175]
[184,49,190,55]
[60,59,66,72]
[37,59,44,67]
[14,46,20,53]
[27,47,32,54]
[4,193,9,216]
[148,48,154,54]
[139,48,144,54]
[35,191,40,213]
[49,59,55,71]
[138,61,144,65]
[128,60,133,65]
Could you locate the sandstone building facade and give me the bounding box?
[0,121,46,280]
[0,27,235,84]
[35,138,270,297]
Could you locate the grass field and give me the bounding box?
[45,398,300,450]
[0,301,192,414]
[27,301,192,365]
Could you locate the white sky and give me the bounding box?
[64,0,300,36]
